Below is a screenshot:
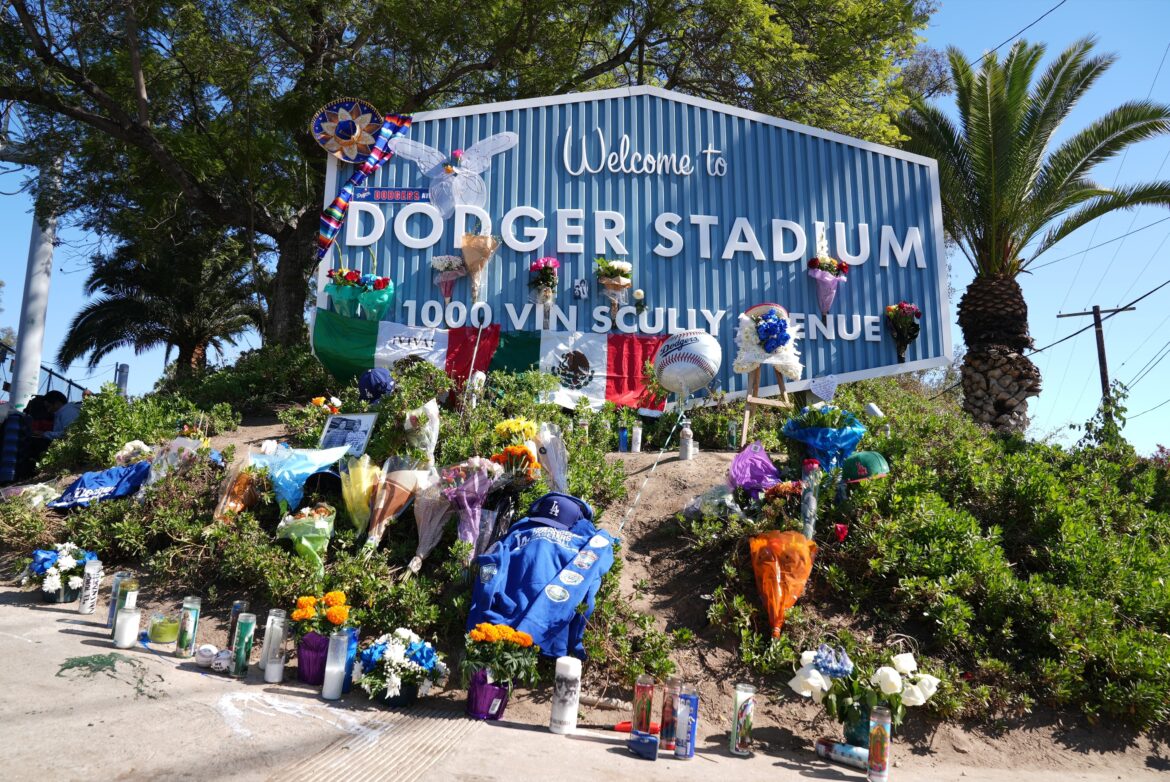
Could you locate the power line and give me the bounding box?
[1129,340,1170,388]
[1029,216,1170,270]
[1129,396,1170,418]
[1029,272,1170,356]
[1118,308,1170,368]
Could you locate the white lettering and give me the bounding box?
[453,205,492,248]
[562,126,694,177]
[700,309,726,336]
[771,219,807,262]
[556,209,585,254]
[690,215,719,260]
[880,225,926,268]
[506,302,533,330]
[864,315,882,342]
[722,218,766,261]
[501,206,546,252]
[653,213,684,257]
[837,314,862,341]
[808,314,835,340]
[835,222,870,265]
[594,211,628,255]
[562,127,604,176]
[549,305,575,331]
[393,203,443,249]
[419,300,443,328]
[445,300,468,328]
[591,305,613,332]
[345,202,385,247]
[638,307,666,334]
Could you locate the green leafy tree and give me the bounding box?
[57,222,261,378]
[1,0,934,348]
[0,279,16,345]
[897,39,1170,432]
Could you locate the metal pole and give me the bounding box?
[9,175,57,411]
[115,363,130,396]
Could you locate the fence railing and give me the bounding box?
[0,341,90,404]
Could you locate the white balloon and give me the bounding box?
[654,331,723,394]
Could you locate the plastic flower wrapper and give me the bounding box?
[782,407,866,471]
[249,443,351,513]
[431,255,467,304]
[800,458,823,539]
[489,443,542,489]
[1,483,60,509]
[728,441,780,497]
[213,461,264,523]
[807,256,848,318]
[364,456,430,556]
[358,278,395,321]
[406,476,453,576]
[535,422,569,493]
[325,269,363,318]
[749,530,816,637]
[114,440,153,466]
[528,256,559,306]
[732,309,803,380]
[441,457,503,563]
[276,503,337,585]
[341,454,382,535]
[595,257,632,317]
[141,436,206,491]
[461,234,501,302]
[404,399,440,469]
[682,484,745,522]
[884,300,923,363]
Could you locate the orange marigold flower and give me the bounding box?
[469,629,485,642]
[290,609,306,622]
[296,595,318,611]
[323,590,346,608]
[324,605,349,625]
[514,631,533,648]
[311,397,326,407]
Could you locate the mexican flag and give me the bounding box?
[312,308,666,409]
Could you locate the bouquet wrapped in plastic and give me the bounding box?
[277,503,336,585]
[535,423,569,493]
[213,462,263,523]
[728,441,780,497]
[431,255,467,304]
[885,301,922,363]
[750,530,817,637]
[325,269,363,317]
[461,234,501,302]
[528,256,559,306]
[405,399,440,469]
[250,444,350,512]
[807,256,848,318]
[441,457,503,562]
[732,306,803,380]
[406,478,453,576]
[364,457,429,555]
[114,440,153,466]
[490,443,541,490]
[781,407,866,471]
[341,455,382,535]
[358,277,395,321]
[595,257,632,318]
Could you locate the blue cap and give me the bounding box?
[358,367,395,403]
[527,492,593,530]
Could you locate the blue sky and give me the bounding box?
[2,0,1169,452]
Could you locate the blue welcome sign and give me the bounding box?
[315,86,950,395]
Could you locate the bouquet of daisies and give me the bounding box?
[356,627,448,701]
[431,254,467,304]
[22,542,97,596]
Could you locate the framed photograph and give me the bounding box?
[318,413,379,457]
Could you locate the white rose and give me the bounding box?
[915,673,941,702]
[800,650,817,666]
[633,289,645,301]
[871,666,903,696]
[329,396,342,408]
[901,683,926,707]
[788,664,830,698]
[68,576,84,590]
[891,653,917,675]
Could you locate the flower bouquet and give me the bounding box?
[325,268,364,318]
[340,454,382,536]
[114,440,153,465]
[357,275,395,322]
[595,257,633,319]
[461,233,501,302]
[885,301,922,363]
[21,542,97,603]
[462,623,540,720]
[405,399,440,470]
[213,464,266,523]
[494,416,539,445]
[276,503,337,585]
[356,627,448,707]
[750,530,816,637]
[431,254,467,304]
[405,482,453,576]
[535,422,569,494]
[290,590,360,686]
[732,304,803,380]
[364,456,430,557]
[441,457,503,563]
[528,256,560,306]
[788,646,941,746]
[807,255,848,318]
[490,443,542,490]
[781,406,866,471]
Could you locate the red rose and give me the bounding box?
[374,278,387,290]
[834,523,849,543]
[838,261,849,275]
[345,270,360,282]
[808,258,820,269]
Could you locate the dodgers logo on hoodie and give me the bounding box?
[545,584,570,602]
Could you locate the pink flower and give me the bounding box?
[549,259,560,269]
[452,149,464,159]
[834,524,849,543]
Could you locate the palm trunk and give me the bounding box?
[956,275,1042,433]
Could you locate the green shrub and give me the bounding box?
[160,343,335,415]
[41,385,239,472]
[0,498,60,554]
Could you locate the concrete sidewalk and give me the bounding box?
[1,585,1162,782]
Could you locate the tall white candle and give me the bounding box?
[113,608,141,649]
[320,630,349,700]
[549,656,582,734]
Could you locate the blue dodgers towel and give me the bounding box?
[48,460,153,509]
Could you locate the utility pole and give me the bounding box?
[1057,304,1136,420]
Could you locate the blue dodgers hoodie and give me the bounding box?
[468,493,616,659]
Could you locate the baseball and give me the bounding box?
[654,330,723,394]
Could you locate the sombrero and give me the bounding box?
[309,97,384,163]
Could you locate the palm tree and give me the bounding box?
[897,39,1170,432]
[58,227,262,379]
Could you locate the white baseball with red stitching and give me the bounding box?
[654,330,723,394]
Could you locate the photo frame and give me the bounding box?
[318,413,379,457]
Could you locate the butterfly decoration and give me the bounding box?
[390,132,519,219]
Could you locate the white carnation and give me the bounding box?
[57,554,77,572]
[42,573,62,593]
[68,575,84,590]
[384,674,402,699]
